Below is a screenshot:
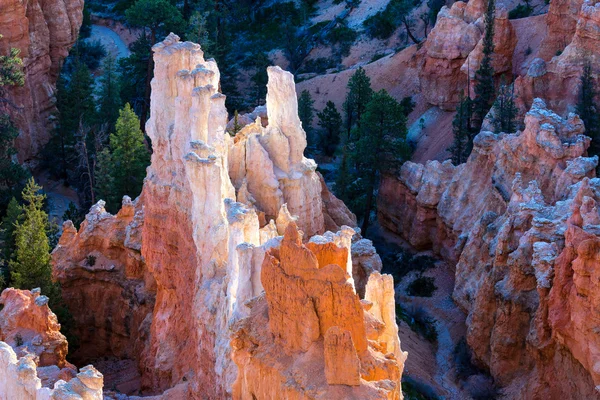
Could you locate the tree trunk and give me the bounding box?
[403,18,419,44]
[361,175,375,236]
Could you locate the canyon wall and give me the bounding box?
[378,98,600,398]
[49,34,399,398]
[0,0,83,163]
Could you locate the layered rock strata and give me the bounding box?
[0,0,83,162]
[51,34,394,398]
[378,99,600,398]
[0,288,104,399]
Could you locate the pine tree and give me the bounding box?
[298,90,315,145]
[227,110,243,137]
[449,92,474,165]
[1,197,22,288]
[94,148,117,211]
[98,54,122,133]
[351,90,411,235]
[0,116,29,211]
[126,0,185,125]
[492,82,518,133]
[54,62,96,179]
[343,67,373,139]
[317,101,342,156]
[108,104,150,210]
[9,179,54,294]
[576,61,600,164]
[472,0,496,131]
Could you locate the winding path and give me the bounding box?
[89,25,131,60]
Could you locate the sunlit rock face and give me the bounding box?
[418,0,516,111]
[379,99,600,398]
[51,34,394,398]
[515,0,600,116]
[231,223,406,400]
[0,0,83,163]
[0,288,104,399]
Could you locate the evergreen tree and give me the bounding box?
[335,148,351,201]
[472,0,496,131]
[248,52,270,107]
[492,82,518,133]
[94,148,117,210]
[449,92,474,165]
[9,179,54,294]
[227,110,242,137]
[343,67,373,139]
[108,104,150,211]
[317,101,342,156]
[126,0,185,125]
[0,116,29,211]
[53,62,96,179]
[298,90,315,145]
[351,90,411,235]
[576,61,600,164]
[62,202,84,230]
[0,35,28,214]
[1,197,22,288]
[98,54,122,132]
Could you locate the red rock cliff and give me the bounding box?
[0,0,83,162]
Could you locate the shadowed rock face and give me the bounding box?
[0,288,104,399]
[49,34,392,398]
[0,0,83,163]
[378,98,600,398]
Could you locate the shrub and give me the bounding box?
[382,251,438,285]
[15,333,23,347]
[402,375,440,400]
[299,57,337,74]
[407,276,437,297]
[397,304,438,343]
[76,40,107,71]
[525,46,532,56]
[370,52,386,63]
[363,12,396,39]
[85,255,97,267]
[508,4,533,19]
[454,338,482,380]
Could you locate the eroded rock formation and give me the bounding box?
[231,223,405,399]
[49,34,395,398]
[0,288,104,399]
[0,0,83,162]
[418,0,516,110]
[379,99,600,398]
[515,0,600,116]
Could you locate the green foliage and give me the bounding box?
[351,90,411,234]
[508,3,533,19]
[363,0,419,41]
[449,92,475,165]
[80,5,93,39]
[51,62,96,179]
[492,82,518,133]
[343,67,373,137]
[325,24,358,57]
[118,35,151,117]
[298,90,315,142]
[70,40,108,71]
[298,57,337,74]
[62,202,84,230]
[406,276,437,297]
[94,148,117,210]
[402,376,440,400]
[227,110,242,137]
[0,116,29,211]
[85,255,96,267]
[400,96,416,116]
[248,52,270,107]
[98,104,150,212]
[0,37,25,88]
[396,304,438,342]
[576,61,600,169]
[427,0,446,26]
[472,0,496,131]
[317,101,342,156]
[125,0,185,40]
[9,179,53,293]
[98,54,123,132]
